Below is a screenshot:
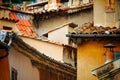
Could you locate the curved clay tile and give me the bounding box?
[10,12,37,37]
[74,22,120,34]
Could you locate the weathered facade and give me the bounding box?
[20,35,77,67]
[67,23,120,80]
[33,4,93,35]
[0,4,77,80]
[94,0,120,27]
[9,35,77,80]
[0,30,77,80]
[67,0,120,79]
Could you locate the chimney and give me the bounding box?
[104,43,115,63]
[72,0,80,6]
[45,0,59,11]
[45,0,61,11]
[22,1,27,11]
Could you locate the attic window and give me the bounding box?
[3,26,12,30]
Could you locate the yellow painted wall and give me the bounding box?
[77,41,120,80]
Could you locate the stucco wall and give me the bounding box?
[9,47,39,80]
[35,9,93,35]
[20,36,64,62]
[48,25,70,44]
[77,41,120,80]
[94,0,119,27]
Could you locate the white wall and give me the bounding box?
[48,25,69,44]
[20,36,64,62]
[9,47,39,80]
[48,25,74,45]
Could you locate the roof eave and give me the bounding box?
[66,34,120,38]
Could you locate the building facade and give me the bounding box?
[67,23,120,80]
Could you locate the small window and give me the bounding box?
[3,26,12,31]
[11,67,17,80]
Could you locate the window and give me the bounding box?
[11,67,17,80]
[3,26,12,31]
[114,52,120,60]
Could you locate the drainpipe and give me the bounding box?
[0,31,13,60]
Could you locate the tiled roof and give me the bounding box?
[0,17,18,23]
[10,12,37,37]
[26,1,48,7]
[12,34,76,76]
[74,22,120,34]
[0,6,33,14]
[64,2,93,14]
[20,35,76,48]
[34,2,93,15]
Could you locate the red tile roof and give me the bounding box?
[10,12,37,37]
[74,22,120,34]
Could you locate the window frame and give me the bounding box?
[11,67,18,80]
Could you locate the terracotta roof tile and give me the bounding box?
[10,12,37,37]
[74,22,120,34]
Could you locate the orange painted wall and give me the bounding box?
[0,56,10,80]
[77,41,120,80]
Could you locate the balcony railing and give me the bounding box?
[91,58,120,80]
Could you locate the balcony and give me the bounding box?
[91,58,120,80]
